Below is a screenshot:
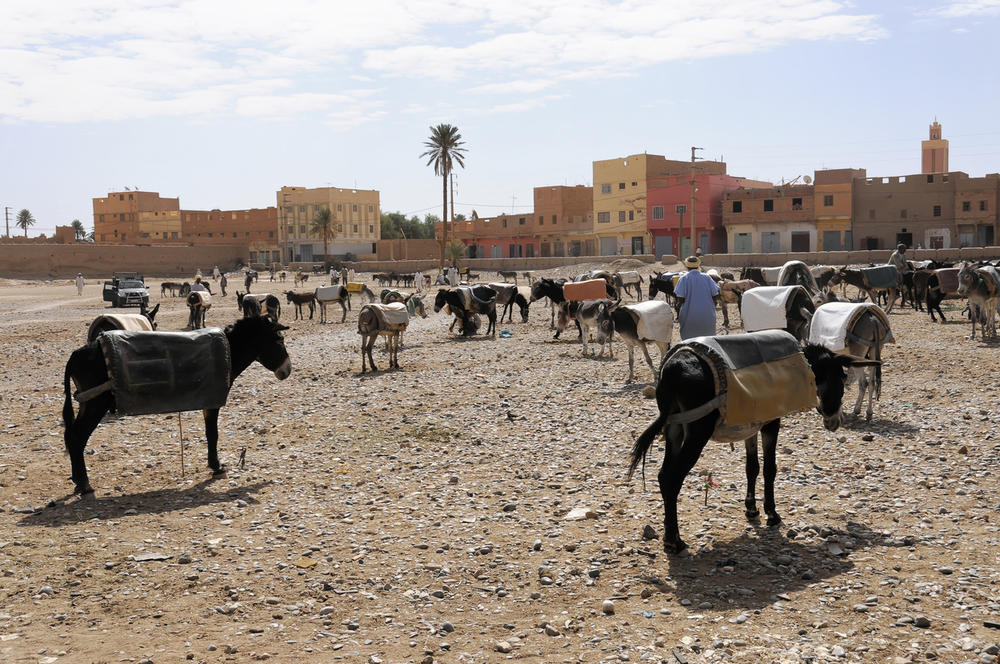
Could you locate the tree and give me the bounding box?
[445,240,466,268]
[310,206,335,260]
[15,209,35,237]
[420,124,467,269]
[71,219,86,241]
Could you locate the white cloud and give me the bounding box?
[932,1,1000,18]
[0,0,885,123]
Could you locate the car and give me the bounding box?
[102,271,150,308]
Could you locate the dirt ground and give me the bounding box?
[1,263,999,664]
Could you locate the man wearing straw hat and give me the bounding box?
[674,255,720,340]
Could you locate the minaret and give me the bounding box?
[921,121,949,174]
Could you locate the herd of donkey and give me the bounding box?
[59,256,1000,552]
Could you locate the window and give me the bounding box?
[764,199,774,212]
[369,224,374,233]
[353,224,358,233]
[538,215,543,225]
[337,204,343,211]
[618,183,625,190]
[927,175,934,183]
[368,205,373,212]
[352,204,358,212]
[631,181,637,187]
[502,218,508,228]
[732,201,742,213]
[628,210,634,221]
[99,214,105,222]
[232,232,237,238]
[793,197,803,210]
[552,215,557,224]
[933,205,941,217]
[171,232,178,238]
[519,217,526,225]
[962,201,971,212]
[618,211,626,222]
[598,212,610,223]
[142,232,150,238]
[101,234,106,241]
[119,194,124,201]
[652,206,665,220]
[337,225,343,232]
[299,225,305,234]
[981,200,989,211]
[823,195,834,207]
[269,231,274,237]
[121,234,126,241]
[207,232,213,238]
[129,194,134,200]
[299,205,305,212]
[869,209,875,220]
[900,209,907,219]
[601,184,611,194]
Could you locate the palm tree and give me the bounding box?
[310,206,335,260]
[445,240,466,268]
[15,209,35,237]
[71,219,86,241]
[420,124,467,269]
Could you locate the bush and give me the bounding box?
[343,252,357,262]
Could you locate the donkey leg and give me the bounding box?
[744,433,760,520]
[760,419,782,526]
[852,368,866,416]
[658,420,713,553]
[625,345,635,383]
[866,367,876,421]
[340,301,347,323]
[204,408,226,475]
[66,401,108,495]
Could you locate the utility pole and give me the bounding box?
[675,205,686,259]
[4,207,11,238]
[690,146,702,257]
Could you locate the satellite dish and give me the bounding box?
[803,175,813,184]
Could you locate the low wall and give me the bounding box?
[702,246,1000,268]
[0,243,250,279]
[353,254,661,274]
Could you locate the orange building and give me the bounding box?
[93,191,181,244]
[182,207,280,264]
[922,121,949,174]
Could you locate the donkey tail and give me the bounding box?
[875,319,884,400]
[627,412,667,480]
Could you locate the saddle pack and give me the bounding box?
[97,328,231,416]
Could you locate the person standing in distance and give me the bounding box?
[75,273,85,296]
[674,255,720,340]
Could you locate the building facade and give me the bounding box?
[183,207,280,264]
[442,212,540,258]
[647,173,771,259]
[533,185,595,257]
[277,186,381,262]
[722,184,816,253]
[93,191,181,244]
[814,168,866,251]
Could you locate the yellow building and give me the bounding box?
[137,209,183,242]
[277,186,381,262]
[592,154,726,256]
[813,168,866,251]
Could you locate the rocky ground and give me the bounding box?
[1,261,999,664]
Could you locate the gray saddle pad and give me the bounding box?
[861,265,898,290]
[98,328,231,416]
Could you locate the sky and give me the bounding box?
[2,0,1000,236]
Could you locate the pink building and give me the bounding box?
[646,174,771,258]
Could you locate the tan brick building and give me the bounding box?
[182,207,280,264]
[93,191,181,244]
[533,185,594,257]
[277,186,380,262]
[723,184,815,253]
[814,168,866,251]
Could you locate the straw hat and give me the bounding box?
[684,256,702,269]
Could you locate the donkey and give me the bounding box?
[648,272,680,307]
[294,271,309,286]
[610,300,673,382]
[497,270,518,284]
[161,282,188,297]
[285,290,316,320]
[487,283,530,323]
[566,299,616,357]
[957,262,1000,338]
[62,315,291,496]
[237,292,281,321]
[186,291,211,329]
[433,287,497,336]
[529,277,569,332]
[615,271,645,300]
[831,267,899,313]
[628,335,877,553]
[358,303,409,372]
[315,285,351,323]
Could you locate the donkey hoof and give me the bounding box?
[745,508,760,522]
[212,465,228,477]
[766,513,782,527]
[663,538,688,554]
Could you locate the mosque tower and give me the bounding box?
[921,121,949,174]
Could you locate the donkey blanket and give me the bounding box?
[741,286,808,332]
[760,267,783,285]
[315,285,347,301]
[189,291,212,307]
[807,302,894,352]
[368,302,410,330]
[346,282,365,293]
[860,265,899,290]
[564,279,608,302]
[487,282,518,304]
[623,300,673,343]
[617,270,642,285]
[87,314,153,344]
[934,268,961,294]
[667,330,816,442]
[96,328,231,416]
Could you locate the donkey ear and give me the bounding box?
[276,323,290,331]
[838,354,879,367]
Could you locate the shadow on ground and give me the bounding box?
[19,479,272,527]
